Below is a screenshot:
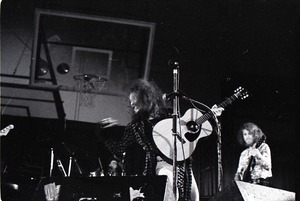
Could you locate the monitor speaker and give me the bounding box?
[32,175,167,201]
[209,180,295,201]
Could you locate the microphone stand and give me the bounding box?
[171,61,180,200]
[61,142,83,175]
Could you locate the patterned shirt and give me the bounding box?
[104,119,158,175]
[236,142,272,180]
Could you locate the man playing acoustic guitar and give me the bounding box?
[98,79,224,201]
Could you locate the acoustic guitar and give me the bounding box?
[152,87,248,161]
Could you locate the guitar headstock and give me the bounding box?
[234,87,249,100]
[0,124,14,137]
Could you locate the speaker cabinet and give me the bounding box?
[32,175,167,201]
[209,180,295,201]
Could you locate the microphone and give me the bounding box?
[168,60,179,68]
[162,93,171,100]
[162,92,188,100]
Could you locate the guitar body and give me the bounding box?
[152,108,213,161]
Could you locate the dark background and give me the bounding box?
[1,0,299,200]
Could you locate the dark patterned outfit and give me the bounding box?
[103,119,193,201]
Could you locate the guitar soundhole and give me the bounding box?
[185,121,201,142]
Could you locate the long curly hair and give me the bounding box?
[129,79,168,121]
[237,122,265,147]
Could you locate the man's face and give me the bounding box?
[242,129,255,146]
[129,92,140,113]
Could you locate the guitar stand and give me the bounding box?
[61,142,84,176]
[49,142,84,177]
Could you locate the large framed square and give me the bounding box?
[30,9,156,96]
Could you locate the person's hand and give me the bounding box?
[211,104,224,117]
[234,173,242,181]
[98,117,119,128]
[249,148,262,159]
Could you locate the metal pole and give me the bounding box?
[171,61,180,200]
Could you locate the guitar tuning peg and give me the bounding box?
[241,94,249,100]
[234,86,243,93]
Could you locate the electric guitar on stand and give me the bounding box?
[152,87,248,162]
[0,124,14,137]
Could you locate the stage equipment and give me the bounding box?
[56,159,67,177]
[209,180,295,201]
[32,175,167,201]
[170,60,180,200]
[73,74,107,108]
[49,148,54,177]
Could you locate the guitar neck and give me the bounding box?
[218,94,239,108]
[195,94,239,125]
